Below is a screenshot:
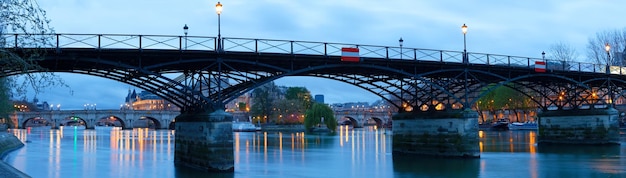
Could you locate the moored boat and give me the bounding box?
[508,121,538,130]
[491,119,509,131]
[232,122,261,132]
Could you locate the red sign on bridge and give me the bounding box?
[535,61,546,73]
[341,47,360,62]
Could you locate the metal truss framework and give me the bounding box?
[2,34,625,113]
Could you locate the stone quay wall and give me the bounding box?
[0,129,31,178]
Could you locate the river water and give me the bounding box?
[2,126,626,178]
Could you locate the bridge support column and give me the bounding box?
[537,108,620,145]
[174,110,234,172]
[392,109,479,158]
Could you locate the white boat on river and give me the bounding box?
[508,121,538,130]
[232,122,261,132]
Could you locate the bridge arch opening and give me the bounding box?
[366,117,384,128]
[338,116,360,128]
[60,116,87,129]
[134,116,161,129]
[21,117,51,129]
[96,116,126,128]
[169,121,175,130]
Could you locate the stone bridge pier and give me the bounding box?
[537,108,620,144]
[174,110,234,172]
[392,109,480,158]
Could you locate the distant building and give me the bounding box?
[123,89,178,111]
[122,88,252,113]
[314,94,324,103]
[225,92,252,112]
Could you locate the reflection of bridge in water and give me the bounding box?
[13,110,179,129]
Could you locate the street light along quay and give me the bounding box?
[216,1,223,51]
[461,23,468,64]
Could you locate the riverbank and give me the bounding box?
[0,128,31,178]
[260,124,306,132]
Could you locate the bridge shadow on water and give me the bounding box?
[392,154,480,178]
[174,166,234,178]
[536,144,621,155]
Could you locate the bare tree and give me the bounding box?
[1,0,66,126]
[586,28,626,66]
[548,41,577,62]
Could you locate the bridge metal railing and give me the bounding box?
[2,33,624,75]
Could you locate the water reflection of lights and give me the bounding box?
[478,130,484,152]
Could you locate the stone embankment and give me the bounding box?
[0,126,31,178]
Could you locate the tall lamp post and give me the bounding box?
[215,2,223,51]
[399,37,404,59]
[606,43,611,64]
[183,24,188,50]
[461,24,468,64]
[606,43,613,107]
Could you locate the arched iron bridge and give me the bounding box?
[2,33,626,113]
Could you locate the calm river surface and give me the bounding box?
[3,126,626,178]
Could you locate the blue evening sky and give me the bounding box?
[24,0,626,109]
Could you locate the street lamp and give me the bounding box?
[183,24,188,49]
[215,1,223,51]
[542,51,545,60]
[605,43,611,61]
[605,43,613,107]
[399,37,404,59]
[461,23,468,64]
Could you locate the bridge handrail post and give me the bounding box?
[413,49,417,60]
[324,43,327,56]
[255,39,258,53]
[486,54,490,65]
[385,47,389,59]
[179,36,182,51]
[139,35,142,50]
[508,56,511,66]
[97,35,101,49]
[14,34,18,48]
[290,41,294,54]
[440,51,443,62]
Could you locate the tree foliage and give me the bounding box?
[0,79,13,125]
[250,82,279,124]
[1,0,67,127]
[251,85,313,125]
[284,87,312,110]
[475,83,535,123]
[304,103,337,132]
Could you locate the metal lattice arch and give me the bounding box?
[2,33,625,112]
